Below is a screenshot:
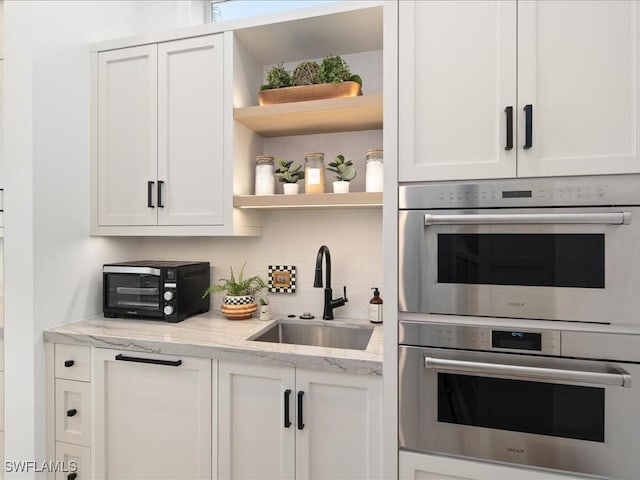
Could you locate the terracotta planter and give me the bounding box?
[258,81,362,106]
[221,295,257,320]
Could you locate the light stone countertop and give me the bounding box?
[43,313,383,376]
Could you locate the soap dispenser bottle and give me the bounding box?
[369,287,383,324]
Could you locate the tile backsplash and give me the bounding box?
[138,209,383,320]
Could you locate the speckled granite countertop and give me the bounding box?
[43,313,383,376]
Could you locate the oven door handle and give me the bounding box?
[424,212,631,226]
[424,356,631,388]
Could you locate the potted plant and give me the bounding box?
[274,157,305,194]
[258,55,362,105]
[328,154,356,193]
[202,263,266,320]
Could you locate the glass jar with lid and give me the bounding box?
[365,148,384,192]
[304,152,326,194]
[254,155,275,195]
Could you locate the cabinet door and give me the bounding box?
[295,369,383,480]
[157,35,225,226]
[398,1,517,182]
[97,45,158,226]
[518,1,640,177]
[399,451,587,480]
[93,349,212,480]
[218,361,295,480]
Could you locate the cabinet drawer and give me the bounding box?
[55,442,90,480]
[55,345,90,382]
[55,379,91,446]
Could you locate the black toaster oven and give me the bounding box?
[103,261,210,322]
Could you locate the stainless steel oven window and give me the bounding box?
[437,372,605,441]
[437,233,605,288]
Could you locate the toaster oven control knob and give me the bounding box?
[164,291,174,301]
[164,305,174,316]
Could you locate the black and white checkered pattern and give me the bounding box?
[268,265,297,293]
[223,295,255,305]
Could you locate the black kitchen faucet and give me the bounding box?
[313,245,348,320]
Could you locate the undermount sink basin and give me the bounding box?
[249,319,374,350]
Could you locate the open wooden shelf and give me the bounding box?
[234,192,383,210]
[233,93,383,137]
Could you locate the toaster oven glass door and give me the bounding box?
[106,273,161,312]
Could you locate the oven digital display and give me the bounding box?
[502,190,532,198]
[492,330,542,351]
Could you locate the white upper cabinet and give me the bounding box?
[517,0,640,177]
[158,35,224,226]
[399,0,640,182]
[97,45,158,226]
[399,1,517,182]
[92,34,241,235]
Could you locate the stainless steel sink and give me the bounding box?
[249,319,374,350]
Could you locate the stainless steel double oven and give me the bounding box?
[398,175,640,478]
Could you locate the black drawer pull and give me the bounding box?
[67,473,77,480]
[157,180,165,208]
[297,391,305,430]
[504,106,513,151]
[524,104,533,149]
[64,360,75,368]
[66,409,77,417]
[147,181,155,208]
[115,353,182,367]
[284,389,292,428]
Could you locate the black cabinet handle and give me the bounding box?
[67,473,77,480]
[66,409,77,417]
[157,180,165,208]
[147,181,155,208]
[297,391,305,430]
[115,353,182,367]
[64,360,75,368]
[504,106,513,151]
[284,389,292,428]
[523,104,533,149]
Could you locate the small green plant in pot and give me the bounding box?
[274,157,305,195]
[328,154,356,193]
[319,55,362,87]
[260,63,293,90]
[203,263,266,320]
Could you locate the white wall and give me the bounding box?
[140,209,383,320]
[3,1,206,472]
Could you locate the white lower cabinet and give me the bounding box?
[55,442,90,480]
[218,360,383,480]
[49,344,92,480]
[92,348,214,480]
[399,451,589,480]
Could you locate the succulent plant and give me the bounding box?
[318,55,352,84]
[292,61,321,86]
[328,154,357,182]
[274,157,305,183]
[260,63,293,90]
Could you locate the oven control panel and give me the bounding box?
[399,174,640,209]
[399,322,561,356]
